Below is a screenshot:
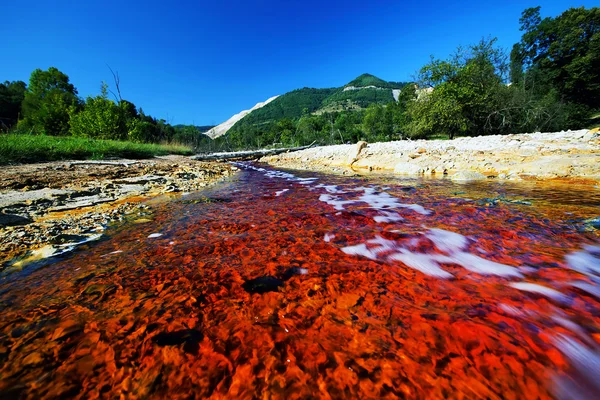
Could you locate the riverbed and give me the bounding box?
[1,164,599,398]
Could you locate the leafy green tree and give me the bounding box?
[0,80,26,130]
[69,83,128,140]
[516,6,600,108]
[405,38,508,139]
[19,67,81,135]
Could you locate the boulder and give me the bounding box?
[347,141,368,165]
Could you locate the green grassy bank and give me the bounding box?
[0,134,193,165]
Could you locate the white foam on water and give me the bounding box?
[341,243,378,260]
[569,281,600,298]
[583,244,600,254]
[296,177,318,185]
[275,189,289,197]
[551,315,588,339]
[101,250,123,257]
[498,303,524,316]
[565,250,600,276]
[426,228,468,253]
[389,250,454,278]
[398,204,431,215]
[359,188,431,215]
[324,233,335,242]
[509,282,569,302]
[373,211,404,223]
[553,334,600,399]
[449,252,523,277]
[318,194,356,211]
[148,233,162,238]
[315,184,343,194]
[367,236,400,256]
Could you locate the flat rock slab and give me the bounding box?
[0,188,73,209]
[48,196,117,212]
[113,175,166,185]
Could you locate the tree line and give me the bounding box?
[0,67,204,146]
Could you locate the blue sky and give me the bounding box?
[1,1,596,126]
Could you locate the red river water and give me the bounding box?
[1,164,600,399]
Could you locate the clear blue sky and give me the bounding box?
[1,0,595,126]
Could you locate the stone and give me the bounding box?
[394,162,424,175]
[451,171,487,181]
[347,141,368,165]
[0,213,32,227]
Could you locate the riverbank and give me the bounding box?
[0,156,235,270]
[261,129,600,182]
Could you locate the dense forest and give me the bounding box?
[1,6,598,154]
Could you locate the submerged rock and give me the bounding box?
[153,329,204,354]
[393,162,423,175]
[242,276,284,294]
[451,171,487,182]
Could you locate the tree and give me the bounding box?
[69,82,128,140]
[19,67,80,135]
[404,38,508,139]
[0,80,26,130]
[517,6,600,108]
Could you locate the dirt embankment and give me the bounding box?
[261,129,600,183]
[0,156,235,269]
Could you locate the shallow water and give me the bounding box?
[1,164,600,399]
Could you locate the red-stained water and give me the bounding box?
[1,164,600,399]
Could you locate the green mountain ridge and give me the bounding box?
[226,74,407,137]
[345,73,405,89]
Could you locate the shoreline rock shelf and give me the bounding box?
[261,129,600,182]
[0,156,235,269]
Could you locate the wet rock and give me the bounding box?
[451,171,487,182]
[282,266,309,281]
[242,276,284,294]
[153,329,204,354]
[0,213,32,227]
[583,217,600,231]
[50,234,90,245]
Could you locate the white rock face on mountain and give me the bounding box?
[344,85,402,102]
[204,95,279,139]
[343,85,382,91]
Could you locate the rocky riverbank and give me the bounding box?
[261,129,600,182]
[0,156,235,271]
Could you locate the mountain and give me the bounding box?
[345,73,404,89]
[212,74,407,139]
[204,95,279,139]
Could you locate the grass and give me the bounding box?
[0,134,193,165]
